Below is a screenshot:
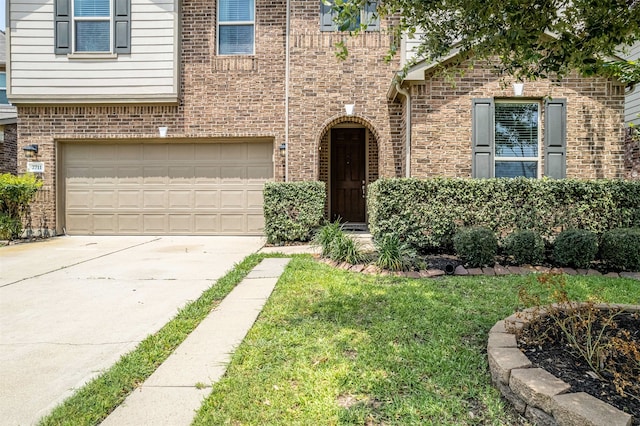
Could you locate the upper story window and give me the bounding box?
[0,72,8,104]
[218,0,255,55]
[320,0,379,32]
[54,0,131,55]
[494,102,540,178]
[74,0,111,52]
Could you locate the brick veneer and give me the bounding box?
[406,63,627,179]
[12,0,632,236]
[1,124,17,174]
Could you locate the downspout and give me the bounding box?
[395,83,411,178]
[284,0,290,181]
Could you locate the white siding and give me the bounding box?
[401,32,423,67]
[623,42,640,127]
[8,0,178,103]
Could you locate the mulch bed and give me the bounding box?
[518,311,640,424]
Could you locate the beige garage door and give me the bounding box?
[63,142,273,235]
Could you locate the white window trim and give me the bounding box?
[216,0,256,56]
[72,0,113,53]
[494,99,542,178]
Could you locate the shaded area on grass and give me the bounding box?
[194,257,639,425]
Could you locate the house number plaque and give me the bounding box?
[27,162,45,173]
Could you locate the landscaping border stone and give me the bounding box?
[488,305,639,426]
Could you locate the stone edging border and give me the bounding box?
[315,257,640,280]
[488,304,639,426]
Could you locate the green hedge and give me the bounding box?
[0,173,42,240]
[263,181,326,244]
[368,178,640,251]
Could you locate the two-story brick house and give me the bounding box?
[6,0,631,236]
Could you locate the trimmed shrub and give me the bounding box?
[453,227,497,267]
[553,229,598,269]
[374,234,417,271]
[0,173,42,240]
[367,178,640,252]
[600,228,640,271]
[263,181,325,244]
[503,230,545,265]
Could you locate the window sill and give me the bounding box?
[67,53,118,60]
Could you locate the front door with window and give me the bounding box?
[331,128,366,223]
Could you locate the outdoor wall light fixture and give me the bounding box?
[23,144,38,158]
[279,143,287,157]
[158,126,168,137]
[513,82,524,96]
[345,104,355,116]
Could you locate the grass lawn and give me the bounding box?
[193,256,639,425]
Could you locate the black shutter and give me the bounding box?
[320,1,336,31]
[364,1,379,31]
[114,0,131,53]
[544,99,567,178]
[472,98,495,178]
[54,0,71,54]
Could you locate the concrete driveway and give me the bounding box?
[0,235,264,425]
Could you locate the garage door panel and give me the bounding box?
[143,167,168,184]
[64,142,273,235]
[143,144,168,161]
[93,190,117,208]
[169,190,192,209]
[194,214,219,232]
[118,190,141,208]
[248,142,273,160]
[194,190,219,209]
[117,144,143,161]
[169,166,195,183]
[220,214,245,233]
[143,215,167,233]
[93,215,117,233]
[67,190,92,209]
[117,167,142,185]
[66,214,91,233]
[169,144,195,161]
[220,144,246,161]
[66,167,92,183]
[247,165,272,181]
[90,144,117,161]
[220,166,246,183]
[143,190,167,208]
[220,190,245,209]
[247,190,264,208]
[195,166,220,184]
[247,214,265,233]
[169,215,192,233]
[118,215,143,233]
[92,167,119,183]
[195,144,220,160]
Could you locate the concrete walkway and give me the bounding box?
[0,236,264,425]
[100,257,291,426]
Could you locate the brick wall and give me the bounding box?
[407,63,627,179]
[0,124,17,174]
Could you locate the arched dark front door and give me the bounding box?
[331,127,366,222]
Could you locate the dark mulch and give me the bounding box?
[518,311,640,424]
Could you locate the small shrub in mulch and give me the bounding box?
[453,227,497,267]
[553,229,598,269]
